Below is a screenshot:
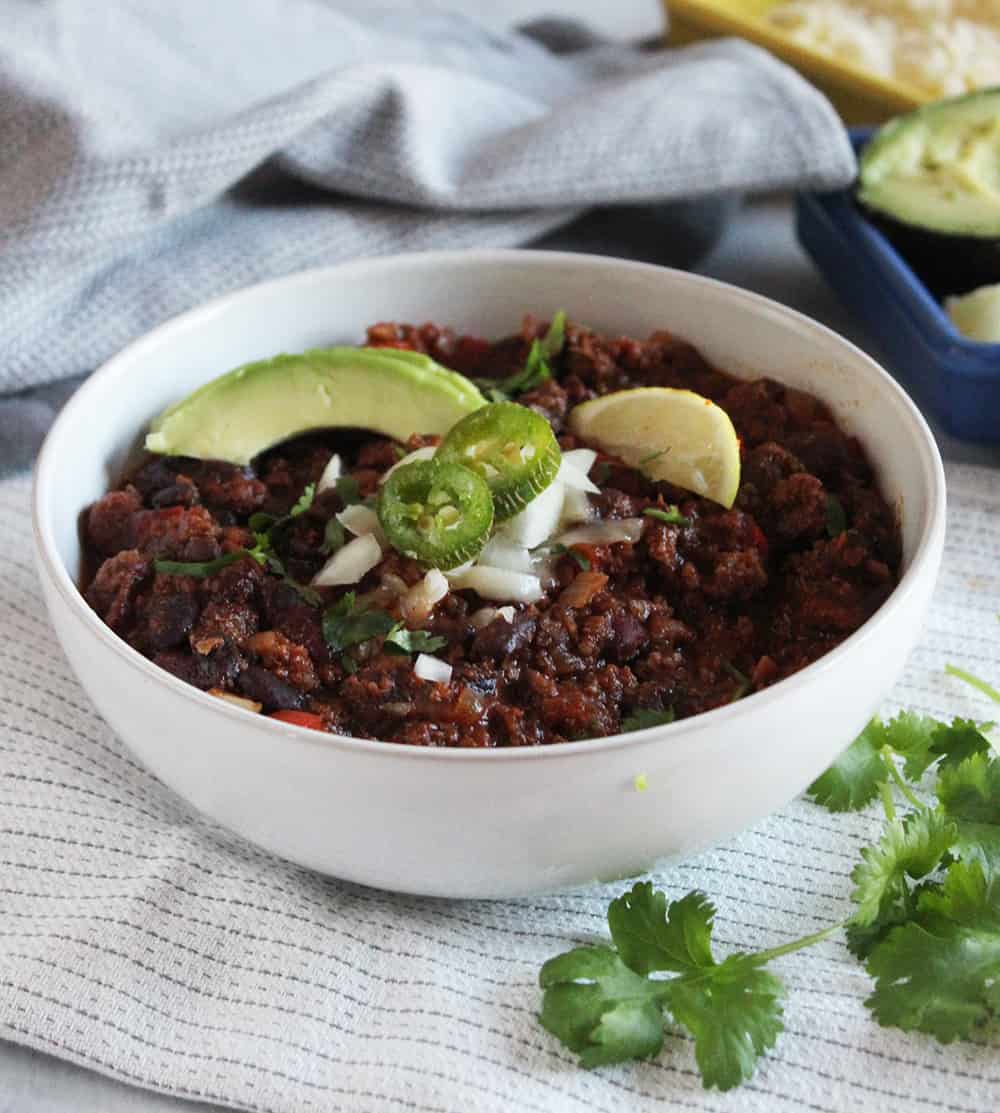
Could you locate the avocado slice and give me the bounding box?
[857,89,1000,296]
[145,347,485,465]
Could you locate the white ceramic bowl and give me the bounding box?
[33,250,946,898]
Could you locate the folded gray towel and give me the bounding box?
[0,0,855,473]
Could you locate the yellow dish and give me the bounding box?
[664,0,925,124]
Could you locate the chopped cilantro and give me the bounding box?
[474,311,566,399]
[153,551,251,579]
[322,592,396,655]
[321,518,346,556]
[334,475,363,506]
[620,708,675,733]
[382,625,448,656]
[550,543,591,571]
[825,494,848,537]
[644,506,691,527]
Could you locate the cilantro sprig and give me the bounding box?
[643,505,691,527]
[538,661,1000,1088]
[322,593,448,663]
[475,312,566,401]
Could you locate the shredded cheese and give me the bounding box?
[767,0,1000,96]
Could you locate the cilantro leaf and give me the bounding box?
[846,811,956,957]
[540,882,786,1089]
[644,506,691,527]
[929,718,994,770]
[851,811,957,927]
[937,753,1000,867]
[607,885,715,975]
[383,625,448,656]
[807,712,943,810]
[539,945,666,1067]
[549,543,591,571]
[865,858,1000,1042]
[825,494,848,537]
[620,708,675,733]
[539,310,567,360]
[289,482,316,518]
[321,518,346,556]
[334,475,362,506]
[474,311,566,399]
[322,592,396,655]
[666,956,785,1092]
[154,550,255,579]
[807,721,890,811]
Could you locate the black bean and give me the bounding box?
[238,665,305,711]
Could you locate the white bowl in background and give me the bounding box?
[33,250,946,898]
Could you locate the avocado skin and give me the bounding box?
[862,204,1000,299]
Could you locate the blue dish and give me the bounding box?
[795,128,1000,441]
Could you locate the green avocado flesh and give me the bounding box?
[858,89,1000,238]
[145,347,485,465]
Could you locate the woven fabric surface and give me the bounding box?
[0,460,997,1112]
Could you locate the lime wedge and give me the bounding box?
[567,387,740,508]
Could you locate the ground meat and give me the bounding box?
[131,574,200,652]
[85,549,150,631]
[86,486,143,556]
[132,505,220,562]
[82,315,901,746]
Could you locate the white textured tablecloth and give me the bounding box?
[0,458,997,1113]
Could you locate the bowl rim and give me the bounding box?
[33,248,947,765]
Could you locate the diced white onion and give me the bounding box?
[557,458,600,494]
[561,485,594,525]
[448,565,544,603]
[469,604,516,629]
[414,654,453,684]
[478,535,535,574]
[401,568,449,624]
[316,453,342,493]
[311,533,382,587]
[207,688,262,714]
[556,517,646,547]
[336,503,387,547]
[499,479,565,548]
[561,448,597,475]
[378,445,437,484]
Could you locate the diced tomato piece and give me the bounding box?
[269,710,327,732]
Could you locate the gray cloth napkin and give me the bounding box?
[0,0,855,473]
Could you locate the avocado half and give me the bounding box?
[145,347,485,465]
[857,88,1000,297]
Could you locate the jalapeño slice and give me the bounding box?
[435,402,560,521]
[377,459,493,569]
